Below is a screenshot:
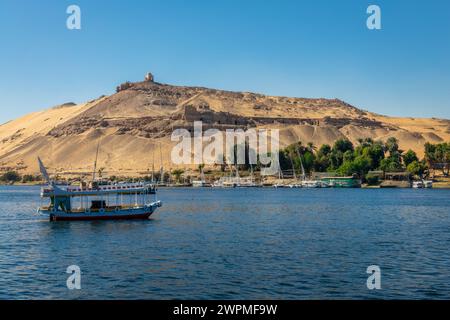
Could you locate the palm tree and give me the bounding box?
[288,150,297,179]
[171,169,184,183]
[307,142,317,153]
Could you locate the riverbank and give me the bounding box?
[431,177,450,188]
[0,182,43,186]
[2,176,450,188]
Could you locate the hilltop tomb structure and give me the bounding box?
[117,72,154,92]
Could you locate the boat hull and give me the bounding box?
[39,201,162,222]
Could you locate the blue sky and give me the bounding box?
[0,0,449,124]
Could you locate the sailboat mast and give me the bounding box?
[289,153,297,180]
[296,146,306,181]
[159,143,164,183]
[200,165,205,182]
[92,142,100,182]
[151,150,155,183]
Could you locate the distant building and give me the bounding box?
[116,81,133,93]
[145,72,154,82]
[380,172,411,188]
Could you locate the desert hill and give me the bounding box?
[0,74,449,176]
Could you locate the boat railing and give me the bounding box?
[41,183,156,195]
[66,183,150,192]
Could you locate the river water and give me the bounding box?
[0,186,449,299]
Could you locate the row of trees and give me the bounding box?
[279,138,449,180]
[144,140,449,183]
[0,171,42,183]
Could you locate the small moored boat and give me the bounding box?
[412,181,424,188]
[412,180,433,189]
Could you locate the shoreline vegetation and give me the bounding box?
[1,139,449,188]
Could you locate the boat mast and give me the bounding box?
[159,142,164,184]
[151,150,155,183]
[92,142,100,182]
[200,165,206,182]
[289,151,297,180]
[278,160,283,180]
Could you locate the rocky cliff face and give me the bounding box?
[0,78,449,175]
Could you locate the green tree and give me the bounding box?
[302,151,315,174]
[366,141,385,169]
[378,137,404,172]
[171,169,184,183]
[318,144,331,156]
[163,172,171,183]
[1,171,21,183]
[328,139,354,170]
[333,139,354,153]
[306,142,317,153]
[279,142,319,175]
[407,160,427,178]
[354,138,385,170]
[402,149,418,168]
[385,137,400,155]
[22,174,37,183]
[312,144,332,172]
[343,150,354,163]
[379,156,402,172]
[337,155,371,178]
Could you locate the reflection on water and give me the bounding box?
[0,186,450,299]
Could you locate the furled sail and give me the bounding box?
[37,157,51,185]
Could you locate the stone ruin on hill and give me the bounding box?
[116,72,154,92]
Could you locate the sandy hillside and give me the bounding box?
[0,75,449,176]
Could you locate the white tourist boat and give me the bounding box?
[300,180,322,188]
[412,180,424,188]
[212,176,258,188]
[192,180,208,187]
[212,165,260,188]
[37,158,162,221]
[423,180,433,188]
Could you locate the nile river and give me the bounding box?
[0,186,449,299]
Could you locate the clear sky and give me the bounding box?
[0,0,449,124]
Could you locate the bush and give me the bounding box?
[1,171,22,183]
